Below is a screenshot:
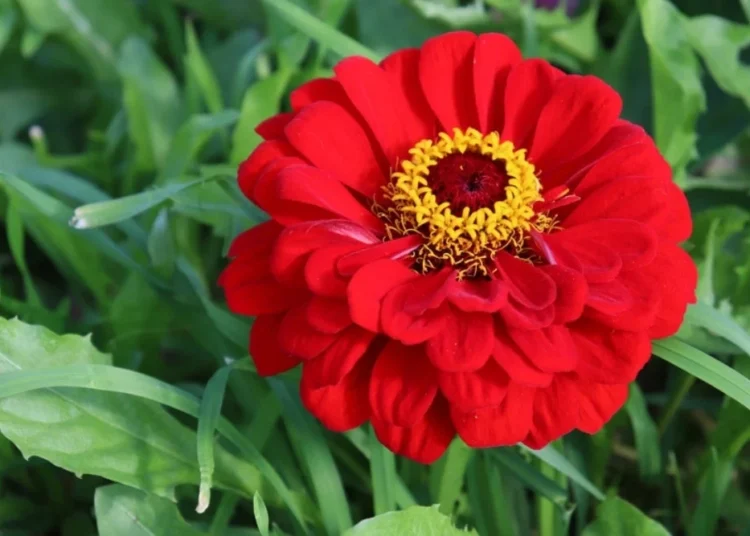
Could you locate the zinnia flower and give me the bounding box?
[220,31,696,463]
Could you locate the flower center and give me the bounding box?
[376,128,556,278]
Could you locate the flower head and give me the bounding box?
[221,32,696,463]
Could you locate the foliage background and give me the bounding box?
[1,0,750,534]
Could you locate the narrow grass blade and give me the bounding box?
[197,366,233,514]
[624,384,662,478]
[491,449,569,510]
[254,492,271,536]
[369,426,397,515]
[429,440,472,515]
[521,445,605,501]
[686,301,750,358]
[261,0,380,61]
[654,338,750,411]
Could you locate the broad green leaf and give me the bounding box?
[343,506,478,536]
[637,0,705,170]
[654,338,750,411]
[624,384,662,478]
[548,0,600,63]
[230,69,293,165]
[685,16,750,109]
[0,362,315,530]
[262,0,380,61]
[118,37,182,174]
[95,485,205,536]
[582,497,670,536]
[409,0,489,28]
[0,318,263,501]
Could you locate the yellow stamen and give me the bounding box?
[375,127,556,278]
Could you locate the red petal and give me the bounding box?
[381,285,449,345]
[284,101,385,197]
[305,244,361,297]
[447,277,508,313]
[499,298,556,330]
[302,327,377,388]
[586,269,659,331]
[278,305,336,360]
[348,259,418,332]
[501,59,562,149]
[439,358,509,411]
[646,244,697,338]
[452,382,535,448]
[536,230,622,283]
[271,219,378,287]
[256,112,295,140]
[473,33,522,132]
[566,220,659,271]
[335,56,428,164]
[419,31,478,131]
[531,75,622,169]
[219,255,271,289]
[587,279,633,315]
[301,352,375,432]
[540,264,588,323]
[576,381,629,434]
[238,141,298,201]
[249,314,300,376]
[337,235,422,276]
[372,396,455,464]
[270,166,384,230]
[493,332,553,387]
[227,221,282,259]
[426,309,493,372]
[523,375,580,449]
[509,325,578,373]
[570,319,652,383]
[369,341,438,427]
[225,278,302,316]
[305,296,352,334]
[495,252,556,309]
[380,48,437,140]
[290,78,349,110]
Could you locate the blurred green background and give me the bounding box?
[1,0,750,535]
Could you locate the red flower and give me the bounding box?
[220,31,696,463]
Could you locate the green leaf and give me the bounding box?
[355,0,447,55]
[636,0,705,170]
[270,379,352,534]
[685,302,750,358]
[429,440,473,515]
[0,318,263,501]
[0,0,18,55]
[624,384,662,479]
[582,497,670,536]
[118,37,182,173]
[343,506,478,536]
[253,492,270,536]
[261,0,380,61]
[654,338,750,411]
[185,21,224,114]
[16,0,146,79]
[684,16,750,109]
[690,449,733,536]
[522,445,605,501]
[161,111,239,180]
[70,177,222,230]
[491,449,569,510]
[95,484,205,536]
[230,69,293,165]
[148,208,176,276]
[196,366,232,514]
[370,426,398,515]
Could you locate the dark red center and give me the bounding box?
[429,153,509,212]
